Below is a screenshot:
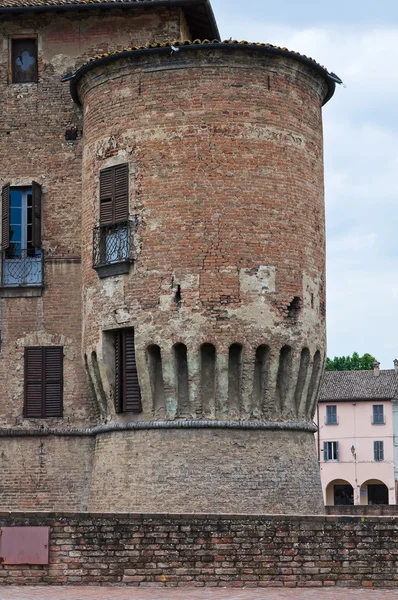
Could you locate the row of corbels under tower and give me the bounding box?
[145,343,323,422]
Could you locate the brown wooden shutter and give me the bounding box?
[100,167,114,225]
[114,329,142,413]
[44,347,63,417]
[24,347,63,418]
[123,329,142,412]
[24,347,44,418]
[32,181,42,249]
[113,164,129,223]
[114,332,123,414]
[2,184,10,250]
[99,164,129,226]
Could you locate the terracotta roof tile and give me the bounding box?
[319,370,398,402]
[80,39,334,77]
[68,39,342,107]
[1,0,169,7]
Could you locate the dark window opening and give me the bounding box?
[11,38,38,84]
[287,296,301,319]
[24,347,63,418]
[368,484,389,505]
[2,184,43,287]
[175,285,182,308]
[115,329,142,413]
[334,484,353,505]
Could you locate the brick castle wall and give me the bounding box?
[79,49,328,426]
[0,512,397,588]
[0,8,184,428]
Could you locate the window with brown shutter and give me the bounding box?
[1,184,10,250]
[24,347,63,418]
[1,184,43,288]
[93,164,132,277]
[114,329,142,413]
[99,164,129,226]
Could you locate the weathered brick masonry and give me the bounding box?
[0,0,339,514]
[0,512,397,588]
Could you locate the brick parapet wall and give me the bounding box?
[0,512,398,588]
[326,505,398,516]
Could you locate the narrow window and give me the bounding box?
[323,441,338,461]
[372,404,384,425]
[115,329,142,413]
[11,37,38,84]
[24,347,63,418]
[326,405,337,425]
[93,164,131,273]
[2,184,42,287]
[374,441,384,461]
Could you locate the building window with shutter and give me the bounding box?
[374,441,384,461]
[1,184,43,287]
[326,405,338,425]
[10,37,38,84]
[323,441,338,461]
[24,347,63,418]
[93,164,133,278]
[372,404,385,425]
[114,329,142,413]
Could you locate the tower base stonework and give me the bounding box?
[88,427,324,514]
[0,424,323,514]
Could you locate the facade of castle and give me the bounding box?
[0,0,338,513]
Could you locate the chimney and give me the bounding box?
[373,360,380,377]
[394,359,398,373]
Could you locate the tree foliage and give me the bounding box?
[325,352,376,372]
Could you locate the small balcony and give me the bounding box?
[371,415,386,425]
[93,221,134,278]
[2,248,43,288]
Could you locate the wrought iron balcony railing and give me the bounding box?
[93,221,134,276]
[2,248,43,287]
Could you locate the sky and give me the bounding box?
[210,0,398,369]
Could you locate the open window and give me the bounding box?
[1,183,43,287]
[93,164,133,277]
[10,37,38,84]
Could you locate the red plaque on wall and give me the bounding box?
[0,527,49,564]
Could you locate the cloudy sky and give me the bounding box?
[211,0,398,368]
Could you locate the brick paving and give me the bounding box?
[2,587,398,600]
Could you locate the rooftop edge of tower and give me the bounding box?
[66,38,343,106]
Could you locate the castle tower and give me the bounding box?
[73,41,337,514]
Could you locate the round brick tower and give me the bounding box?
[72,41,337,514]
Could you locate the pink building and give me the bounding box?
[316,362,397,506]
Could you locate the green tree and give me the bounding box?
[325,352,376,371]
